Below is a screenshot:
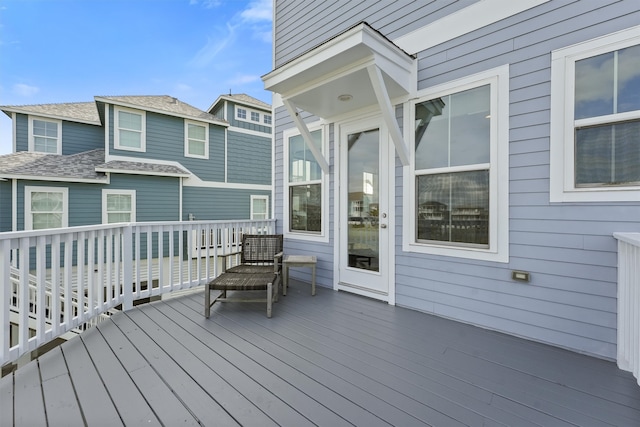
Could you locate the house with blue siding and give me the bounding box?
[0,94,272,231]
[262,0,640,363]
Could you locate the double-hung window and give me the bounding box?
[185,120,209,159]
[405,65,509,262]
[29,117,61,154]
[250,195,269,220]
[264,114,272,125]
[237,108,247,120]
[25,186,68,230]
[103,190,136,224]
[283,124,328,241]
[551,25,640,202]
[251,111,260,122]
[114,107,145,152]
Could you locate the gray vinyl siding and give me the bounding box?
[61,121,103,155]
[273,0,640,359]
[108,105,226,182]
[182,187,271,221]
[226,102,272,133]
[14,114,28,152]
[0,180,11,232]
[108,174,180,222]
[274,0,479,67]
[226,131,271,185]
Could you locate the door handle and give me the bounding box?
[380,224,387,229]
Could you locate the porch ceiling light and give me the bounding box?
[338,94,353,102]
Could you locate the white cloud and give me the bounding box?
[240,0,272,22]
[189,23,236,68]
[13,83,39,97]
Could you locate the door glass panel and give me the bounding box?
[347,129,379,272]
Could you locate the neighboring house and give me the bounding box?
[262,0,640,361]
[0,94,272,232]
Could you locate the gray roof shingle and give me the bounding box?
[95,95,227,124]
[0,149,108,181]
[208,93,271,113]
[0,102,100,124]
[96,160,190,176]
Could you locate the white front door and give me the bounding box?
[337,115,392,300]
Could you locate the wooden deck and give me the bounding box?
[2,280,640,426]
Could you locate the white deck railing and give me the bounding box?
[1,219,275,367]
[614,232,640,386]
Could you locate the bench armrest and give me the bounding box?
[274,251,284,273]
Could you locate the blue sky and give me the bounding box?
[0,0,273,154]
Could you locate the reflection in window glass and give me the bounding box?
[290,184,321,232]
[33,119,59,153]
[417,171,489,246]
[31,191,64,229]
[415,85,490,170]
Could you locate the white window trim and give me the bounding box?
[235,105,270,125]
[283,122,329,243]
[184,120,209,159]
[403,65,509,263]
[102,189,136,224]
[550,25,640,202]
[24,186,69,230]
[28,116,62,155]
[250,195,270,220]
[114,106,146,152]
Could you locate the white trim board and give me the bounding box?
[394,0,550,54]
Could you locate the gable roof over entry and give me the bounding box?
[262,22,416,170]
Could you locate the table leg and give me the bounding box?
[283,265,288,296]
[311,264,316,296]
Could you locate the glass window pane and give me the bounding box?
[107,212,131,223]
[119,111,142,131]
[617,44,640,114]
[119,129,141,148]
[576,120,640,186]
[288,130,322,183]
[575,52,615,119]
[188,123,206,140]
[415,85,490,170]
[417,170,489,245]
[189,140,206,156]
[450,85,490,166]
[31,192,62,212]
[290,184,321,232]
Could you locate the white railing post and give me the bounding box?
[1,239,10,365]
[614,232,640,386]
[122,224,134,311]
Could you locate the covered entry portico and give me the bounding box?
[263,22,416,303]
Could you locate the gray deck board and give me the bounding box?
[60,335,124,426]
[2,280,640,426]
[38,346,85,426]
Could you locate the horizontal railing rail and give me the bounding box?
[614,232,640,386]
[1,219,275,367]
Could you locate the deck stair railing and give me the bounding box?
[1,219,275,367]
[614,232,640,386]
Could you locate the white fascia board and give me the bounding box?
[4,174,109,184]
[94,167,190,178]
[394,0,551,54]
[227,126,271,138]
[182,174,271,191]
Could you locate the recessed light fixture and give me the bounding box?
[338,94,353,102]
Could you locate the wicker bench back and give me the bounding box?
[240,234,283,265]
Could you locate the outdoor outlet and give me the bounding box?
[512,270,531,282]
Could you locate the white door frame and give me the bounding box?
[333,113,396,304]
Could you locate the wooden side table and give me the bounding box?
[283,255,317,296]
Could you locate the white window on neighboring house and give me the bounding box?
[250,195,269,220]
[264,114,272,125]
[405,65,509,263]
[283,124,328,242]
[551,25,640,202]
[29,117,61,154]
[237,107,247,120]
[25,186,68,230]
[184,120,209,159]
[114,106,146,152]
[251,111,260,122]
[102,190,136,224]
